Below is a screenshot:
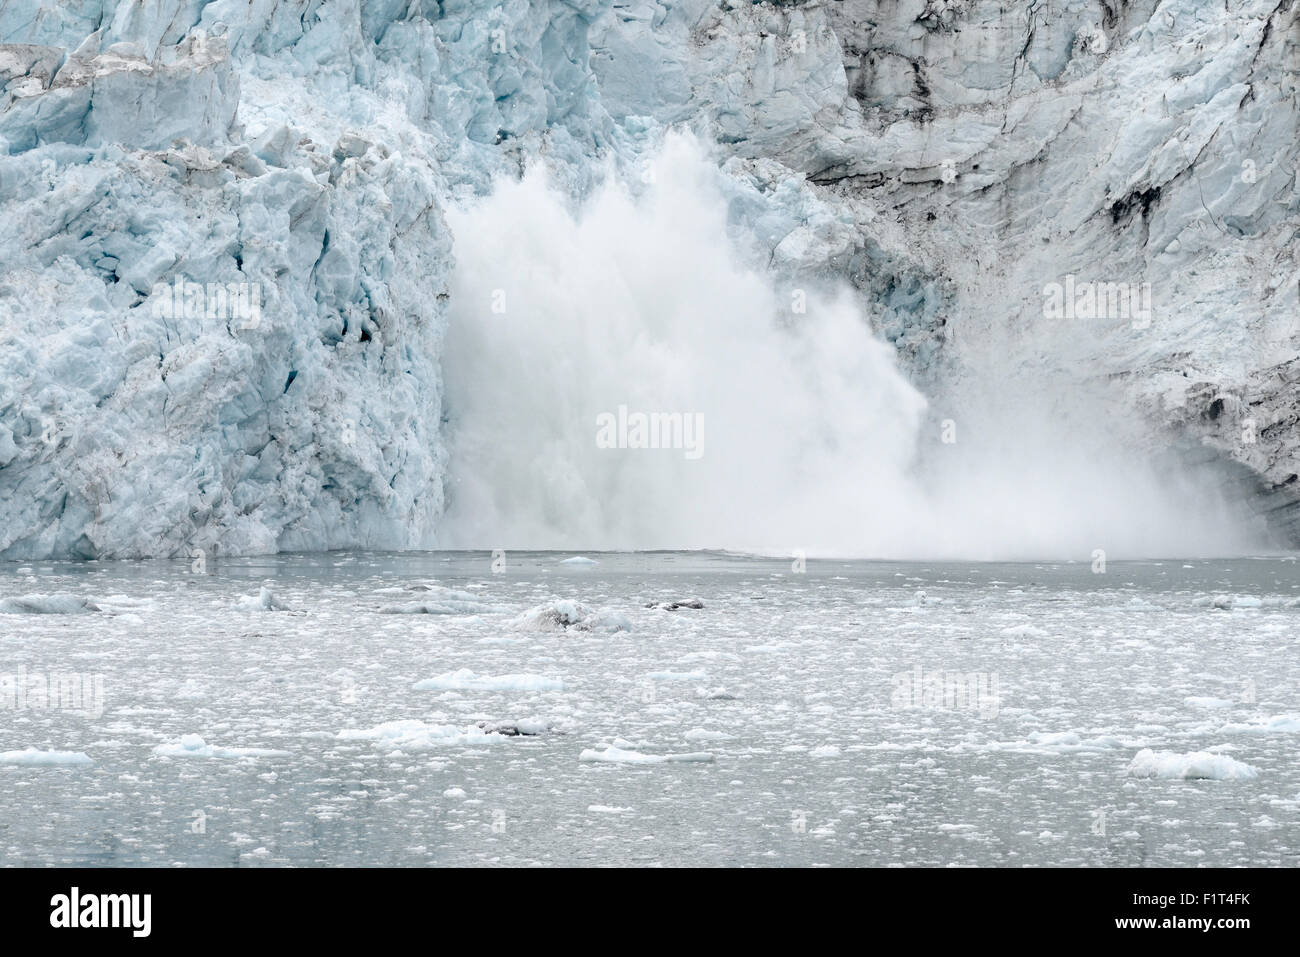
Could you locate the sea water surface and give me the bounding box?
[1,551,1297,867]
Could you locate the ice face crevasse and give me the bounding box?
[0,0,1296,558]
[0,0,613,558]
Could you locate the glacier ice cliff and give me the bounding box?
[0,0,1296,557]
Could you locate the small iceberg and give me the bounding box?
[1126,748,1258,781]
[1219,714,1300,734]
[683,728,733,742]
[379,584,506,614]
[511,599,630,633]
[235,586,291,611]
[0,594,100,614]
[412,669,564,692]
[579,745,714,765]
[336,720,507,750]
[1195,594,1264,611]
[647,669,707,681]
[380,599,501,614]
[472,718,553,736]
[153,735,291,759]
[0,748,93,766]
[645,598,704,610]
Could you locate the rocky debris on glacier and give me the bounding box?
[0,0,1295,556]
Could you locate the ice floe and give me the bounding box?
[510,599,630,633]
[336,720,507,750]
[0,593,100,614]
[153,735,291,759]
[1126,749,1259,781]
[647,670,708,681]
[412,670,563,692]
[471,719,553,736]
[645,598,705,610]
[378,584,506,615]
[0,748,93,766]
[1219,715,1300,734]
[579,745,715,765]
[235,586,291,612]
[683,728,733,742]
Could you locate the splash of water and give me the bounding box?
[439,134,1260,558]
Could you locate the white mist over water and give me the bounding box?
[439,134,1261,559]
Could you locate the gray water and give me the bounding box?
[1,552,1297,867]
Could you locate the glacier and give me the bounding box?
[0,0,1296,558]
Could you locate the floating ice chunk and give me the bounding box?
[1219,714,1300,734]
[1126,748,1258,781]
[1027,732,1081,746]
[412,669,564,692]
[683,728,733,742]
[1116,597,1164,612]
[153,735,291,759]
[645,598,704,610]
[810,744,841,757]
[0,748,93,766]
[443,787,467,799]
[402,585,484,599]
[579,746,714,764]
[236,586,291,611]
[647,670,707,681]
[1196,594,1263,611]
[587,805,633,813]
[337,720,506,750]
[380,600,504,614]
[472,718,553,736]
[511,599,630,632]
[379,585,506,614]
[1185,696,1234,709]
[744,642,796,652]
[560,556,599,565]
[700,687,738,700]
[952,733,1128,754]
[1001,624,1047,638]
[0,593,100,614]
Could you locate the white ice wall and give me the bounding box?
[0,0,1296,556]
